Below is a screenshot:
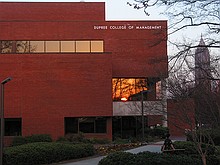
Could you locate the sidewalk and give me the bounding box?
[57,141,164,165]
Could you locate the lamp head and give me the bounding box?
[1,77,12,84]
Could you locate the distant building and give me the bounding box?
[195,36,211,91]
[194,37,220,127]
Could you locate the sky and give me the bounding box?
[0,0,167,20]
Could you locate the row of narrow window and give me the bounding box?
[5,117,107,136]
[0,40,104,53]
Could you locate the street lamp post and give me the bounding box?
[141,91,144,140]
[0,77,12,165]
[141,89,149,141]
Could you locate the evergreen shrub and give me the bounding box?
[12,134,52,146]
[98,151,136,165]
[4,142,94,165]
[98,151,201,165]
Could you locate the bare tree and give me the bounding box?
[127,1,220,164]
[127,0,220,68]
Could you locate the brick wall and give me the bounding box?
[167,99,195,137]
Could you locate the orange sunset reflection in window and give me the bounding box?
[112,78,147,101]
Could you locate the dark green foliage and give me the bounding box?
[207,155,220,165]
[174,141,217,156]
[146,126,169,139]
[173,141,197,155]
[98,151,201,165]
[89,138,111,144]
[25,134,52,143]
[11,136,26,146]
[56,136,68,142]
[3,142,95,165]
[65,132,90,143]
[210,128,220,145]
[174,141,220,165]
[12,134,52,146]
[135,152,169,165]
[98,152,136,165]
[186,128,220,146]
[57,135,110,144]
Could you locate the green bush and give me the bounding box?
[174,141,220,165]
[25,134,52,143]
[136,151,201,165]
[98,151,136,165]
[12,134,52,146]
[3,142,95,165]
[174,141,217,156]
[186,128,220,146]
[135,152,169,165]
[146,126,168,139]
[56,136,68,142]
[89,138,111,144]
[173,141,197,155]
[11,136,26,146]
[210,128,220,146]
[98,151,201,165]
[65,132,90,143]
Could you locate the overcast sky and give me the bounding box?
[0,0,167,20]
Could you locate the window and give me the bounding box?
[64,117,107,134]
[79,118,94,133]
[76,41,90,52]
[1,40,104,53]
[112,78,148,101]
[91,41,103,52]
[1,41,12,53]
[95,117,107,133]
[156,81,162,99]
[61,41,75,52]
[46,41,60,52]
[30,41,44,53]
[5,118,22,136]
[65,117,78,134]
[16,41,30,53]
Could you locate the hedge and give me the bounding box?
[4,142,95,165]
[173,141,220,165]
[98,152,136,165]
[98,151,201,165]
[186,128,220,146]
[12,134,52,146]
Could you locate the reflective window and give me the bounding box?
[61,41,75,52]
[16,41,30,53]
[112,78,148,101]
[95,117,107,133]
[76,41,90,52]
[79,118,94,133]
[1,41,12,53]
[64,117,107,134]
[91,41,103,52]
[156,81,162,100]
[46,41,60,52]
[1,40,104,53]
[65,117,78,134]
[30,41,44,53]
[5,118,22,136]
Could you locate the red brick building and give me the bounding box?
[0,2,168,142]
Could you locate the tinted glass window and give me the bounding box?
[46,41,60,52]
[76,41,90,52]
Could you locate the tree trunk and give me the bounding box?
[201,155,207,165]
